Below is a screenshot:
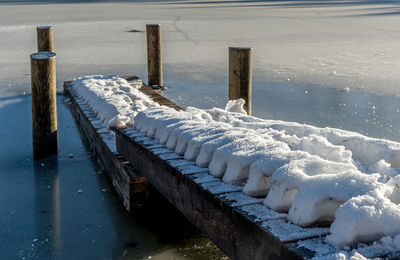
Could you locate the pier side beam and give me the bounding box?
[146,24,163,87]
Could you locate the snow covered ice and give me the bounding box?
[71,75,400,254]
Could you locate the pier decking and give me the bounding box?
[63,76,337,260]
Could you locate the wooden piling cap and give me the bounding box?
[31,52,56,60]
[37,26,53,30]
[146,24,161,27]
[229,47,253,51]
[37,26,53,29]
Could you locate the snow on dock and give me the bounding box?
[66,75,400,259]
[63,76,150,212]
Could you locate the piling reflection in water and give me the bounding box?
[34,157,61,258]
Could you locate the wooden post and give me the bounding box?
[229,47,252,115]
[31,52,58,159]
[146,24,163,87]
[37,26,54,52]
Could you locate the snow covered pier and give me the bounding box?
[63,76,150,212]
[63,75,312,259]
[64,75,400,260]
[115,127,322,259]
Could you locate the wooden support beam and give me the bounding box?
[229,47,252,115]
[146,24,163,87]
[31,52,58,160]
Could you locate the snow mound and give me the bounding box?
[265,158,380,226]
[132,100,400,249]
[326,176,400,248]
[224,98,247,114]
[71,75,157,128]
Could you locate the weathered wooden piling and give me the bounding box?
[31,52,58,159]
[229,47,252,115]
[146,24,163,87]
[37,26,54,52]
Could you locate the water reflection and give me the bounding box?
[33,157,61,259]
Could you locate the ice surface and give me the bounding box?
[2,0,400,98]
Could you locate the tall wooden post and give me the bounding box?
[37,26,54,52]
[31,52,58,159]
[146,24,163,87]
[229,47,252,115]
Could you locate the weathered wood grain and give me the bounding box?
[37,26,54,52]
[31,52,57,159]
[146,24,163,87]
[229,47,252,115]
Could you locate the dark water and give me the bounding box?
[163,78,400,142]
[0,95,226,260]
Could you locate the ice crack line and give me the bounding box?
[172,16,196,44]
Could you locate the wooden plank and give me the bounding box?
[63,81,148,212]
[139,86,183,111]
[115,128,308,260]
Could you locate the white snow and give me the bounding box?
[130,97,400,251]
[298,236,400,260]
[71,75,156,128]
[224,99,247,114]
[326,176,400,248]
[70,75,400,255]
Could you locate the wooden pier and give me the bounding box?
[63,77,149,212]
[63,76,334,260]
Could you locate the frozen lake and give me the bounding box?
[0,95,227,259]
[1,0,400,141]
[1,0,400,96]
[1,0,400,258]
